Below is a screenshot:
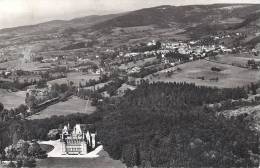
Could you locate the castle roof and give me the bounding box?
[63,123,96,135]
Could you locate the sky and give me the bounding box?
[0,0,259,29]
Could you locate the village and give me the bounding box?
[0,31,260,119]
[0,27,260,167]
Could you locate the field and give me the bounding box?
[27,96,96,120]
[219,17,243,24]
[84,81,111,91]
[146,59,260,88]
[118,57,157,70]
[36,151,125,168]
[213,53,260,67]
[0,59,53,71]
[0,89,26,109]
[48,72,100,86]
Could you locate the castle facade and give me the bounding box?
[60,124,96,155]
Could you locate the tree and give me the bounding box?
[121,144,139,167]
[60,83,69,93]
[0,102,4,113]
[156,41,161,49]
[17,104,28,119]
[0,151,4,164]
[0,102,4,121]
[19,141,30,157]
[28,142,41,157]
[7,161,16,168]
[98,82,255,167]
[5,145,18,162]
[251,83,257,95]
[36,80,47,89]
[47,129,59,140]
[25,94,37,111]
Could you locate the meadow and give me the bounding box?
[0,89,26,109]
[36,150,125,168]
[27,96,96,120]
[213,53,260,67]
[0,59,53,71]
[47,72,100,86]
[146,59,260,88]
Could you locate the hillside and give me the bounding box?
[92,4,260,29]
[97,82,258,167]
[0,14,122,35]
[0,4,259,63]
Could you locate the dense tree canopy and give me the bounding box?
[0,82,258,168]
[97,82,258,167]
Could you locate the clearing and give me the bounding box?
[27,96,96,120]
[48,72,100,86]
[213,53,260,67]
[221,104,260,131]
[146,59,260,88]
[39,140,103,158]
[37,140,126,168]
[0,89,26,109]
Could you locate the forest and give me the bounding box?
[96,82,259,167]
[0,82,259,167]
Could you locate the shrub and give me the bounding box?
[211,67,221,72]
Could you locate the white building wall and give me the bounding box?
[81,142,87,155]
[91,134,96,149]
[61,142,66,155]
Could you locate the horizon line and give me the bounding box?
[0,2,259,30]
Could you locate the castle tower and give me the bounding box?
[81,141,87,155]
[61,141,66,155]
[86,131,91,144]
[91,133,96,149]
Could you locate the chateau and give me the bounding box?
[60,124,96,155]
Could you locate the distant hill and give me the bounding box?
[0,13,122,35]
[0,3,259,60]
[91,4,260,30]
[2,3,259,35]
[231,11,260,29]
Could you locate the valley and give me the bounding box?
[0,3,260,168]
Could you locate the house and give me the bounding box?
[147,40,156,46]
[128,66,141,74]
[4,71,11,76]
[60,124,96,155]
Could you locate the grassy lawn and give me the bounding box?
[27,96,96,120]
[37,140,125,168]
[146,59,260,88]
[40,144,55,153]
[0,89,26,109]
[48,72,100,86]
[36,152,125,168]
